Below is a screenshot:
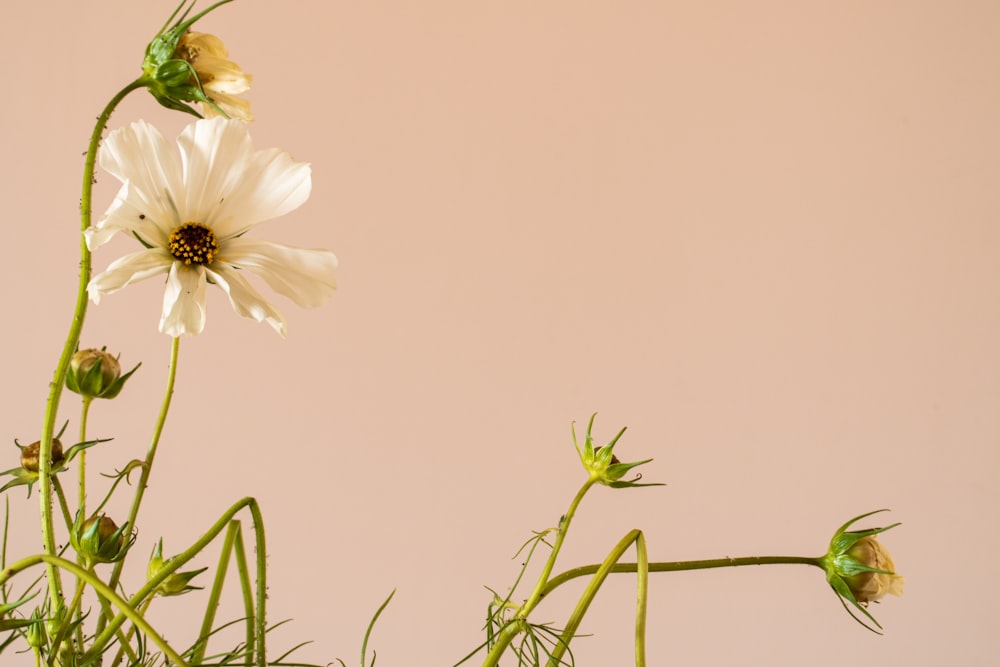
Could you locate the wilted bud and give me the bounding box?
[573,414,661,489]
[147,538,208,597]
[842,536,905,604]
[822,510,903,632]
[65,348,138,400]
[141,0,251,120]
[71,515,134,565]
[19,439,65,473]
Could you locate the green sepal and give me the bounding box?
[141,0,234,116]
[63,437,111,464]
[573,414,663,488]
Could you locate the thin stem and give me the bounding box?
[520,481,594,617]
[109,596,153,667]
[481,480,595,667]
[192,520,241,665]
[541,555,825,598]
[0,553,189,667]
[546,530,643,667]
[49,478,74,534]
[97,336,180,636]
[78,397,92,516]
[232,522,257,667]
[74,396,92,650]
[37,76,147,614]
[86,497,266,663]
[634,531,648,667]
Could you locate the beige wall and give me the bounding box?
[2,1,997,664]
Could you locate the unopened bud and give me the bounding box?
[19,439,65,473]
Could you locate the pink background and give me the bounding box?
[2,1,998,664]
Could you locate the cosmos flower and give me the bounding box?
[86,117,337,337]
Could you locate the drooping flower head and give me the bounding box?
[86,118,338,337]
[143,0,252,120]
[175,30,253,121]
[822,509,904,632]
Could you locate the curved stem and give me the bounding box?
[86,497,267,664]
[634,531,648,667]
[541,555,824,596]
[37,76,147,613]
[0,553,189,667]
[97,336,180,635]
[545,529,643,667]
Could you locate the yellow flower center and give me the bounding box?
[168,223,219,265]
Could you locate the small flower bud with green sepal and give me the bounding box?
[65,347,139,400]
[1,431,110,497]
[822,509,904,632]
[24,608,46,650]
[71,514,135,566]
[573,414,662,488]
[147,538,208,597]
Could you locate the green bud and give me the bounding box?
[147,539,208,597]
[71,514,134,566]
[573,414,662,489]
[25,608,46,649]
[155,59,196,88]
[65,348,139,400]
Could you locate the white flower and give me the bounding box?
[86,118,337,337]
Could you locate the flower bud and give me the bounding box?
[25,608,46,649]
[147,538,208,597]
[71,515,134,565]
[65,348,138,399]
[822,509,903,632]
[573,414,661,488]
[19,439,65,473]
[141,1,252,120]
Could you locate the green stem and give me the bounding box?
[45,577,86,666]
[97,336,180,636]
[109,596,153,667]
[192,521,241,665]
[78,397,92,516]
[634,531,648,667]
[541,555,824,596]
[86,497,267,665]
[74,396,92,650]
[478,554,824,667]
[0,553,189,667]
[545,529,644,667]
[49,478,74,535]
[481,480,595,667]
[37,76,146,614]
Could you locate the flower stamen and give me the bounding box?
[168,223,219,265]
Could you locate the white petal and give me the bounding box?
[86,181,172,250]
[159,263,208,337]
[88,248,173,303]
[206,264,288,337]
[98,121,184,237]
[176,118,253,225]
[221,237,337,307]
[210,148,311,239]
